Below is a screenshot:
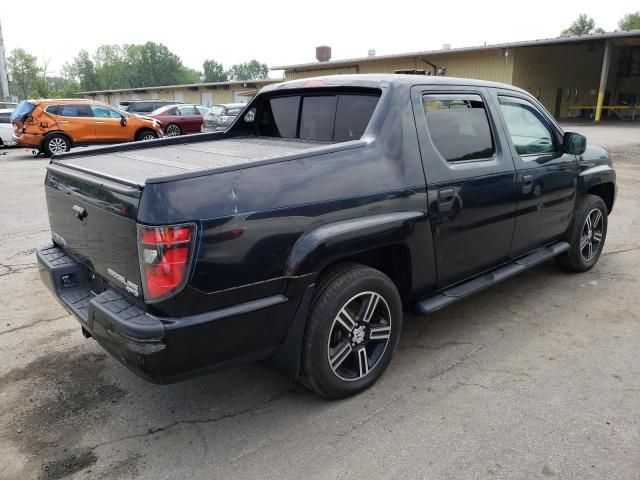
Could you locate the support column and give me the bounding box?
[594,41,612,122]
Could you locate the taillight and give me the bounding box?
[137,223,196,302]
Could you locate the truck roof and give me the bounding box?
[262,73,528,95]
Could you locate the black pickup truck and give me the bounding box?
[38,75,616,399]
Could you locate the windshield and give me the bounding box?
[10,101,36,123]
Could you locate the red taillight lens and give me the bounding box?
[137,224,196,302]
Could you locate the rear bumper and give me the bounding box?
[37,245,294,383]
[13,132,42,148]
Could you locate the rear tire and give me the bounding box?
[42,133,71,157]
[135,129,157,141]
[555,194,608,272]
[301,264,402,399]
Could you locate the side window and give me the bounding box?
[299,96,337,141]
[91,106,121,118]
[58,105,93,117]
[44,105,59,115]
[0,112,9,123]
[498,97,555,156]
[259,96,300,138]
[135,102,153,113]
[177,105,199,116]
[423,93,495,162]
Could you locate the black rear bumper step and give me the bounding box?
[414,241,570,315]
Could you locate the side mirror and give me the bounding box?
[243,108,256,123]
[120,115,127,127]
[563,132,586,155]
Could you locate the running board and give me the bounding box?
[414,241,570,315]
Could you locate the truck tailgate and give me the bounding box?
[45,164,143,299]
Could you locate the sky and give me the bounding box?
[1,0,638,78]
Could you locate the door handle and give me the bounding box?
[521,174,534,194]
[438,188,455,204]
[95,121,104,125]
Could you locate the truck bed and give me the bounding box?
[54,136,329,185]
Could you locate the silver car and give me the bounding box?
[201,103,246,132]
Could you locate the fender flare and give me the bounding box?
[284,211,425,277]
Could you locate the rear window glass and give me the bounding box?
[208,106,224,116]
[260,96,300,138]
[334,95,379,142]
[58,104,93,117]
[10,101,35,123]
[0,112,10,123]
[422,94,494,162]
[258,93,379,142]
[226,107,242,116]
[300,96,337,141]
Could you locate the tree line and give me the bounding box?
[7,41,269,100]
[560,11,639,37]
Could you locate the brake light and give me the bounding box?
[137,223,196,302]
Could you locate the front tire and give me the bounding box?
[42,133,71,157]
[556,194,608,272]
[165,124,181,137]
[301,264,402,399]
[135,129,158,141]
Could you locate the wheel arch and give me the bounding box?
[42,131,73,148]
[284,211,424,303]
[585,182,615,214]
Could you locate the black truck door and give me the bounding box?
[411,86,518,288]
[488,90,578,257]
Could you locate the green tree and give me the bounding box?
[203,59,228,82]
[227,59,269,81]
[94,45,127,90]
[7,48,40,99]
[560,14,604,37]
[618,11,640,30]
[63,50,99,91]
[177,67,202,84]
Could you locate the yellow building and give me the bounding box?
[80,79,280,108]
[273,31,640,120]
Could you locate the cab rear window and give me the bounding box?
[258,93,379,142]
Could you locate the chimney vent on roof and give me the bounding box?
[442,43,451,50]
[316,46,332,62]
[368,49,376,57]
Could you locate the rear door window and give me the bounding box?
[177,105,199,116]
[44,105,59,115]
[422,93,494,162]
[58,105,94,117]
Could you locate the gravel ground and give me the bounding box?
[0,128,638,480]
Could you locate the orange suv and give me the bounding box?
[11,99,163,156]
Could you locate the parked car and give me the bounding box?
[201,103,245,132]
[119,99,183,114]
[38,75,616,399]
[148,104,209,137]
[0,109,16,146]
[11,99,163,156]
[0,102,17,109]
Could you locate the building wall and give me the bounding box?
[511,44,605,118]
[84,82,274,107]
[284,49,514,83]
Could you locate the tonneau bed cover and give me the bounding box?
[53,136,329,185]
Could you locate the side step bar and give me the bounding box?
[414,241,570,315]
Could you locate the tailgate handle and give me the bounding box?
[73,205,87,221]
